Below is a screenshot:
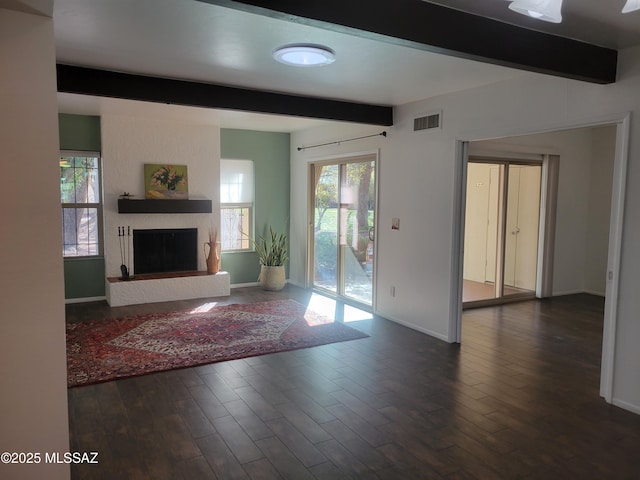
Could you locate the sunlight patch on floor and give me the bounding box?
[343,304,373,322]
[190,302,218,313]
[307,293,336,317]
[306,293,373,323]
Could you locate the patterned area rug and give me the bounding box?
[66,299,368,387]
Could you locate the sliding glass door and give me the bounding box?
[310,155,376,307]
[463,160,542,306]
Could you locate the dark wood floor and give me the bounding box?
[66,286,640,479]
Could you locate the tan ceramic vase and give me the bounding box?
[204,241,221,274]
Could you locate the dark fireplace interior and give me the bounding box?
[133,228,198,275]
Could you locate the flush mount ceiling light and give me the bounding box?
[272,44,336,67]
[508,0,563,23]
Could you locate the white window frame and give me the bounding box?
[220,159,254,252]
[60,150,103,257]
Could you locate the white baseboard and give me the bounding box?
[230,281,260,289]
[583,289,606,297]
[552,289,604,297]
[612,398,640,415]
[65,296,106,304]
[231,279,295,289]
[379,313,450,343]
[551,289,584,297]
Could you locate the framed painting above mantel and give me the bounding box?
[144,164,188,199]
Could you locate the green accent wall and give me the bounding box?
[220,129,290,285]
[63,257,105,299]
[59,113,105,299]
[59,113,101,152]
[58,121,290,296]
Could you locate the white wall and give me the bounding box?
[291,46,640,412]
[292,123,456,341]
[289,124,385,284]
[101,116,220,278]
[586,126,616,295]
[471,127,614,296]
[0,8,70,480]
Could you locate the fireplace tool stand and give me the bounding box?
[118,226,132,280]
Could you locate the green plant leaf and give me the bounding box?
[250,225,288,266]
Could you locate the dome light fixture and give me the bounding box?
[508,0,563,23]
[622,0,640,13]
[506,0,640,22]
[272,44,336,67]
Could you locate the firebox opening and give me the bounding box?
[133,228,198,275]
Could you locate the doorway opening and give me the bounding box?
[308,153,377,309]
[463,159,543,307]
[452,119,628,405]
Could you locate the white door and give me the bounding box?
[504,165,541,291]
[463,160,542,304]
[463,163,491,283]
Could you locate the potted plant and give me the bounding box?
[253,225,288,291]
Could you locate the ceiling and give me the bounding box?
[50,0,640,132]
[427,0,640,50]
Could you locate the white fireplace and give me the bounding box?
[101,115,226,306]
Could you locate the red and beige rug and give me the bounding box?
[66,299,368,387]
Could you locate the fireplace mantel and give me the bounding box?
[118,198,212,214]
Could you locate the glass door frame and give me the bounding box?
[463,156,544,309]
[307,152,379,311]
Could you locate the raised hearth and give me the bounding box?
[106,271,230,307]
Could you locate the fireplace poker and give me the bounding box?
[118,226,125,265]
[118,225,130,280]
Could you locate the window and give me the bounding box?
[220,159,253,251]
[60,152,103,256]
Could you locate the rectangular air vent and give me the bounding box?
[414,112,441,131]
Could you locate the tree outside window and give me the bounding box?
[60,152,103,257]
